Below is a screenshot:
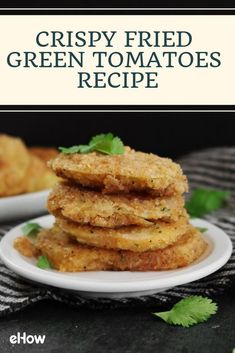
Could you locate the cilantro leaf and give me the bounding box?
[22,223,42,240]
[58,146,82,154]
[78,144,94,154]
[36,255,52,269]
[90,133,113,145]
[186,188,230,218]
[153,296,218,327]
[110,137,125,154]
[196,227,208,233]
[59,133,125,155]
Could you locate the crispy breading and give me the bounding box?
[56,213,189,252]
[28,147,59,192]
[0,134,31,196]
[0,135,58,196]
[48,182,185,228]
[14,236,40,257]
[29,147,58,164]
[33,225,207,271]
[22,155,58,193]
[49,147,188,195]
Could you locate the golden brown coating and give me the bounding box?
[0,134,31,196]
[29,147,58,164]
[0,135,59,196]
[56,213,189,252]
[33,225,207,271]
[49,147,188,195]
[27,147,59,192]
[48,182,185,228]
[22,155,58,193]
[14,236,40,257]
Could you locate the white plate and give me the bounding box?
[0,215,232,299]
[0,190,50,222]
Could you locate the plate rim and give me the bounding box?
[0,215,233,294]
[0,189,50,203]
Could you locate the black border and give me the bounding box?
[1,105,234,111]
[1,10,235,15]
[1,9,234,111]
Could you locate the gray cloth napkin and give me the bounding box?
[0,147,234,316]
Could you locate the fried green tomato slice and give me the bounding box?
[48,182,186,228]
[56,213,189,252]
[0,134,31,196]
[22,155,58,193]
[49,147,188,196]
[32,225,207,271]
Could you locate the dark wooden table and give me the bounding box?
[0,281,234,353]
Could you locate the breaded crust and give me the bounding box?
[0,134,31,196]
[48,182,186,228]
[14,236,40,257]
[56,213,189,252]
[34,225,207,271]
[0,136,58,196]
[28,147,58,192]
[22,155,58,193]
[49,147,188,195]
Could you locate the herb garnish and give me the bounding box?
[196,227,208,233]
[22,223,42,240]
[36,255,52,269]
[59,133,124,155]
[153,296,217,327]
[186,188,229,218]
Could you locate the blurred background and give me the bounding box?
[1,112,234,158]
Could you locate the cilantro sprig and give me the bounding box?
[59,133,124,155]
[22,224,51,269]
[196,227,208,233]
[153,296,218,327]
[36,255,52,269]
[22,223,42,241]
[186,188,230,218]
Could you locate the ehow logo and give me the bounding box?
[9,332,46,345]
